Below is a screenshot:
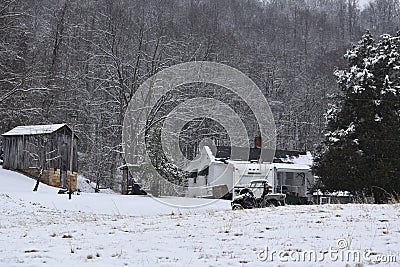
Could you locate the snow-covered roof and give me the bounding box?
[184,146,312,173]
[2,124,68,136]
[117,163,142,170]
[273,163,311,172]
[276,151,313,166]
[312,190,352,196]
[184,146,215,172]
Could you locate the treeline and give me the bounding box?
[1,0,399,190]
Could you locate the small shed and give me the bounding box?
[1,124,78,190]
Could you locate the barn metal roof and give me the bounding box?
[2,124,69,136]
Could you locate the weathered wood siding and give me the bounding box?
[2,126,78,172]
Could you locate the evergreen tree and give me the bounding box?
[314,32,400,203]
[145,123,189,196]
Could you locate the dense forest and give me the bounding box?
[1,0,399,191]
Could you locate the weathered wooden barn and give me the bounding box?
[1,124,78,190]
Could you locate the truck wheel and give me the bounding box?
[266,201,275,207]
[232,204,244,210]
[267,200,281,207]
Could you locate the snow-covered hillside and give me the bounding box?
[0,167,230,216]
[0,167,399,266]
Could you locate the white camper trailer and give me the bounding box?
[185,146,314,200]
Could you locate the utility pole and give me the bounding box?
[69,114,77,200]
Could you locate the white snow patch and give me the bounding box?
[77,176,116,194]
[0,167,399,266]
[281,151,313,166]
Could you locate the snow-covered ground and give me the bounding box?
[77,176,118,194]
[0,167,399,266]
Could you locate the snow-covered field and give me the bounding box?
[1,167,399,267]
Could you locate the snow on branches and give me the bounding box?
[314,32,400,200]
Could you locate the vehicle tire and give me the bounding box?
[266,201,275,207]
[267,200,281,207]
[232,204,244,210]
